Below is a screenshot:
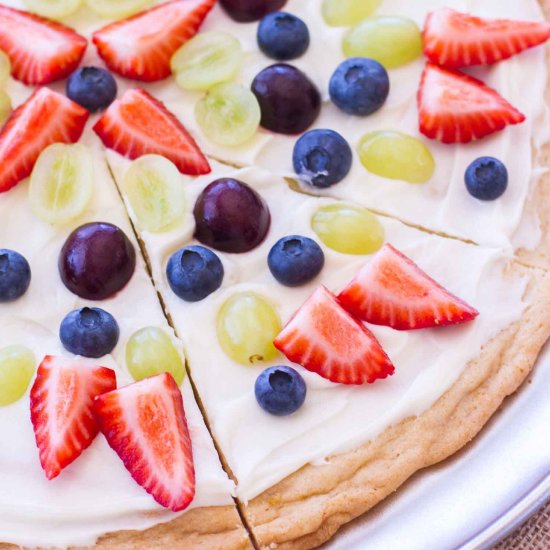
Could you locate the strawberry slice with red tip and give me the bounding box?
[30,356,116,480]
[423,8,550,69]
[92,0,215,82]
[0,88,89,193]
[93,88,210,175]
[93,373,195,511]
[0,5,87,85]
[418,62,525,143]
[338,244,479,331]
[273,286,394,385]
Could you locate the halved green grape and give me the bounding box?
[322,0,381,27]
[217,292,281,365]
[29,143,93,225]
[24,0,82,20]
[123,155,186,233]
[195,83,261,147]
[171,31,243,91]
[0,50,11,88]
[86,0,151,19]
[126,327,185,386]
[357,131,435,184]
[0,346,36,406]
[343,16,422,69]
[0,90,11,127]
[312,204,384,255]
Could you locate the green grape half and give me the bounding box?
[86,0,151,18]
[0,50,11,88]
[217,292,281,366]
[24,0,82,20]
[0,90,11,127]
[357,131,435,183]
[126,327,185,386]
[0,346,36,406]
[312,204,385,255]
[322,0,381,27]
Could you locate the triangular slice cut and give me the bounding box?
[338,243,479,330]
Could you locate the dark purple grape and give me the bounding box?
[219,0,287,22]
[251,64,321,134]
[194,179,271,253]
[59,222,136,300]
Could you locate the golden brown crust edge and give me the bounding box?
[241,266,550,550]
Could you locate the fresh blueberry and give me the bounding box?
[60,307,119,358]
[167,245,224,302]
[255,366,306,416]
[329,58,390,116]
[268,235,324,286]
[257,12,310,61]
[0,249,31,302]
[293,129,352,188]
[66,67,117,113]
[465,157,508,201]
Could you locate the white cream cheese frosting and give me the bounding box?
[107,154,528,502]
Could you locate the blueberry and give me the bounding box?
[465,157,508,201]
[268,235,324,286]
[0,249,31,302]
[329,58,390,116]
[255,366,306,416]
[66,67,117,113]
[257,12,310,61]
[60,307,119,358]
[167,245,224,302]
[293,129,352,188]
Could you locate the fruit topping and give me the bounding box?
[423,8,550,69]
[343,16,422,69]
[311,204,384,255]
[0,249,31,302]
[30,355,116,479]
[257,12,310,61]
[0,88,89,193]
[293,129,352,188]
[0,91,10,126]
[93,373,195,511]
[94,88,210,176]
[338,244,479,330]
[0,50,11,87]
[251,64,321,134]
[24,0,82,20]
[268,235,324,287]
[194,178,271,253]
[219,0,286,23]
[123,155,186,233]
[66,67,117,113]
[357,131,435,184]
[86,0,151,19]
[0,5,86,85]
[255,366,306,416]
[171,31,243,91]
[59,222,136,300]
[59,307,120,358]
[217,292,281,365]
[92,0,215,82]
[167,245,224,302]
[126,327,185,385]
[322,0,381,27]
[274,286,394,385]
[418,62,525,144]
[195,82,261,146]
[0,345,36,406]
[465,157,508,201]
[29,143,94,225]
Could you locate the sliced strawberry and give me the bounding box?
[423,8,550,69]
[30,356,116,480]
[338,244,479,331]
[418,62,525,143]
[93,373,195,512]
[0,5,86,85]
[0,88,89,193]
[92,0,215,82]
[93,88,210,175]
[273,286,394,385]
